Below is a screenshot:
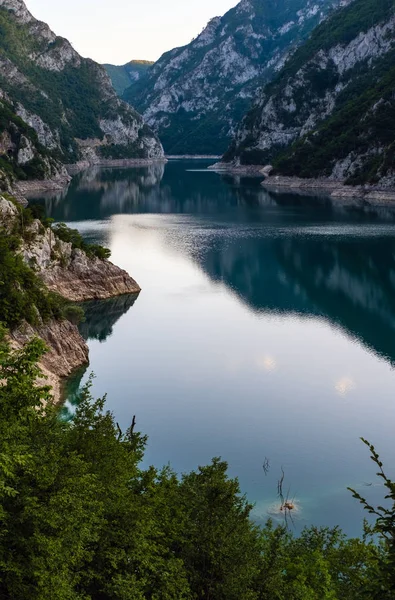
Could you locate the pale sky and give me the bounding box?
[25,0,238,65]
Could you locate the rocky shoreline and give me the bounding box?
[262,175,395,204]
[208,163,395,204]
[1,196,141,403]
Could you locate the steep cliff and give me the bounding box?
[104,60,154,95]
[124,0,348,155]
[0,195,140,400]
[10,318,89,401]
[0,0,163,188]
[21,219,141,301]
[225,0,395,187]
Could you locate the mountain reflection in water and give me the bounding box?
[29,161,395,535]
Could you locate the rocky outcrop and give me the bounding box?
[124,0,349,155]
[10,319,89,401]
[0,196,140,401]
[224,0,395,188]
[40,253,141,302]
[0,0,164,180]
[11,204,141,301]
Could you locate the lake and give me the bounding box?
[30,159,395,537]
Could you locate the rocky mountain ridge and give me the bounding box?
[224,0,395,188]
[124,0,350,155]
[0,0,163,191]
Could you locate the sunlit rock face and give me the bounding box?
[124,0,348,155]
[0,0,164,171]
[225,0,395,187]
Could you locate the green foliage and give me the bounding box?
[276,0,395,82]
[0,232,64,328]
[99,142,147,160]
[349,439,395,598]
[104,61,154,96]
[52,222,111,260]
[0,332,388,599]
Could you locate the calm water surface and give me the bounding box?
[31,160,395,536]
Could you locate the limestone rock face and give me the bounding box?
[0,195,140,400]
[10,318,89,403]
[0,0,164,171]
[124,0,349,155]
[0,0,32,24]
[39,249,141,302]
[10,319,89,380]
[225,0,395,187]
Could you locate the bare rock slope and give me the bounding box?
[124,0,349,154]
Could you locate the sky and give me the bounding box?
[25,0,238,65]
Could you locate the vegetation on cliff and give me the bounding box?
[0,233,64,328]
[0,200,111,328]
[225,0,395,186]
[0,99,56,183]
[0,331,394,599]
[0,0,163,181]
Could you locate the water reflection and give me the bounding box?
[28,161,395,535]
[61,294,139,420]
[198,234,395,365]
[29,163,395,367]
[79,294,140,342]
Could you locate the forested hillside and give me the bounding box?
[0,0,163,189]
[104,60,154,95]
[225,0,395,187]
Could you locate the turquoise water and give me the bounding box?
[31,160,395,536]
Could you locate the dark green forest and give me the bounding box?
[0,328,393,599]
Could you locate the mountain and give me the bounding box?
[104,60,154,95]
[123,0,349,155]
[225,0,395,187]
[0,0,163,189]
